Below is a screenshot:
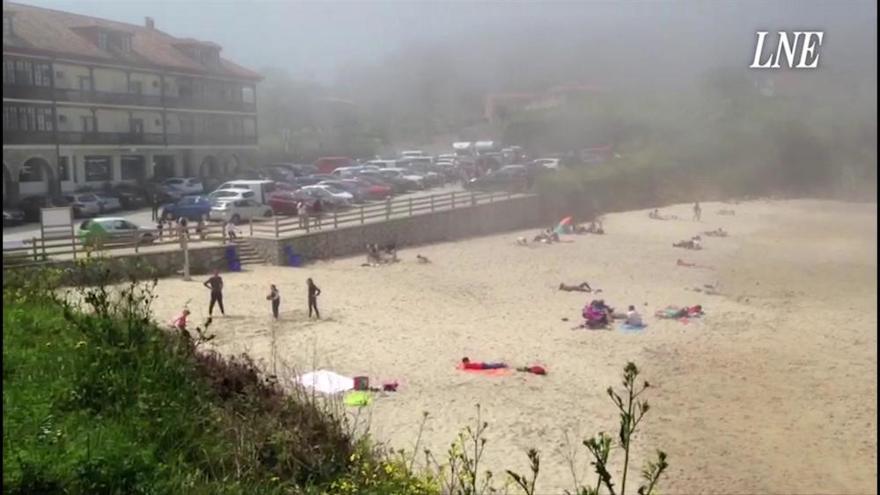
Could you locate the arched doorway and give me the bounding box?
[3,162,17,206]
[18,157,56,198]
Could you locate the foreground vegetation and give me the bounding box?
[3,262,668,494]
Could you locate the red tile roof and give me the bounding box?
[3,2,261,81]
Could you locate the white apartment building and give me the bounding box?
[2,2,262,203]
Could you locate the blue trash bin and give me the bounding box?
[288,254,302,267]
[229,259,242,272]
[225,246,238,260]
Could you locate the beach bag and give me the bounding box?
[353,376,369,391]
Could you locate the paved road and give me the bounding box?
[2,184,467,242]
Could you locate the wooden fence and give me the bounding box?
[2,189,531,266]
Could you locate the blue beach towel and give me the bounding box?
[619,323,647,332]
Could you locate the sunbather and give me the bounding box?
[655,305,704,319]
[461,357,508,370]
[586,221,605,234]
[559,282,592,292]
[625,305,644,327]
[673,238,702,250]
[704,228,728,237]
[516,365,547,375]
[416,254,431,264]
[516,236,529,246]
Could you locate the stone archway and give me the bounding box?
[3,161,19,206]
[18,157,57,198]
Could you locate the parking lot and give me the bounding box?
[2,184,466,242]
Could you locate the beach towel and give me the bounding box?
[456,364,512,376]
[343,390,372,407]
[297,370,354,394]
[619,323,647,332]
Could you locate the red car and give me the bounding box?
[313,156,356,175]
[352,176,393,199]
[267,191,302,215]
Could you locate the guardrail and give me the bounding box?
[2,189,532,266]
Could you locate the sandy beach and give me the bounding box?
[147,199,877,494]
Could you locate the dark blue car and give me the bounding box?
[159,195,213,221]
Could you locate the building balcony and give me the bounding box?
[166,133,257,145]
[4,84,256,113]
[2,129,257,146]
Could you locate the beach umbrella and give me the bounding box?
[555,216,573,234]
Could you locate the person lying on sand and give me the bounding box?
[703,228,728,237]
[559,282,592,292]
[516,365,547,375]
[717,209,736,216]
[673,236,702,250]
[677,258,715,270]
[516,236,529,246]
[573,224,589,234]
[655,305,704,319]
[586,220,605,234]
[416,254,431,264]
[649,209,665,220]
[461,357,508,370]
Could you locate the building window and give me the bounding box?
[121,155,145,180]
[242,86,255,104]
[34,107,54,132]
[3,59,14,85]
[58,157,71,181]
[16,106,35,131]
[130,118,144,134]
[3,105,18,130]
[78,76,92,91]
[129,80,143,94]
[97,32,109,50]
[33,63,51,87]
[84,156,112,182]
[81,116,97,133]
[19,162,44,183]
[14,60,33,85]
[120,35,132,52]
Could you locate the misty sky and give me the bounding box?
[16,0,878,84]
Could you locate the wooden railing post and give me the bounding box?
[333,210,338,229]
[249,218,253,237]
[385,197,391,220]
[451,191,456,209]
[430,195,435,212]
[360,205,365,224]
[274,214,279,238]
[408,198,413,216]
[471,193,477,207]
[40,236,46,260]
[71,234,77,260]
[32,237,38,261]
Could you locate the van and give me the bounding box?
[213,180,276,204]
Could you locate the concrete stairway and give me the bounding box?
[232,238,265,266]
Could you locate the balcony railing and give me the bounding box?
[4,84,256,112]
[166,133,257,145]
[3,127,257,146]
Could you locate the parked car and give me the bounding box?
[209,198,273,224]
[313,156,356,174]
[267,191,301,215]
[351,175,394,199]
[317,180,365,203]
[64,193,103,218]
[17,195,71,222]
[112,184,148,210]
[291,186,352,210]
[78,217,155,247]
[464,165,530,192]
[331,166,366,178]
[379,168,425,190]
[532,158,560,170]
[162,177,204,195]
[403,162,443,187]
[160,195,213,222]
[358,170,409,194]
[96,194,123,213]
[213,180,277,204]
[400,150,425,158]
[3,208,25,227]
[207,188,257,203]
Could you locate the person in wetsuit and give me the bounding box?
[307,278,321,319]
[204,269,225,316]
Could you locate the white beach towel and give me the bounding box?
[298,370,355,395]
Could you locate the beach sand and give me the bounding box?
[148,199,877,494]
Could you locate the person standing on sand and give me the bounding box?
[204,269,225,316]
[693,202,702,221]
[267,284,280,319]
[307,278,321,319]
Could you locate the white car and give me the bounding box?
[400,150,425,158]
[301,185,354,203]
[379,168,426,189]
[209,198,273,224]
[533,158,560,170]
[96,194,122,213]
[78,217,155,246]
[208,188,257,202]
[64,193,103,217]
[163,177,204,195]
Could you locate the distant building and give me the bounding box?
[2,2,262,203]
